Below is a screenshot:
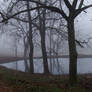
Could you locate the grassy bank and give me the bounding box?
[0,66,92,92]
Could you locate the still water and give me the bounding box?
[0,58,92,74]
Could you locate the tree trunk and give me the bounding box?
[40,32,49,74]
[29,43,34,74]
[41,9,49,74]
[49,30,52,73]
[27,0,34,74]
[37,4,49,74]
[24,37,29,72]
[68,19,77,85]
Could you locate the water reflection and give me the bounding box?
[0,58,92,74]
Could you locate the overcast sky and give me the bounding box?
[0,0,92,56]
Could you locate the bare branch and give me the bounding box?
[75,4,92,18]
[72,0,77,9]
[1,5,68,23]
[78,0,84,9]
[63,0,73,11]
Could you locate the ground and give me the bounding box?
[0,66,92,92]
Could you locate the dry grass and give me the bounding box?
[0,66,92,92]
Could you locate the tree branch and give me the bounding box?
[78,0,84,9]
[0,5,68,23]
[19,0,68,20]
[75,4,92,18]
[72,0,78,9]
[63,0,73,11]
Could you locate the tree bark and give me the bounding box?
[68,19,77,85]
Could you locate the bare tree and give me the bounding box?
[26,0,34,74]
[36,0,50,74]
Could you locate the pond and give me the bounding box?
[0,58,92,75]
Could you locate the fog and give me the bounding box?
[1,58,92,74]
[0,0,92,57]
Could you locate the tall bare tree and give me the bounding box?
[36,0,49,74]
[26,0,34,74]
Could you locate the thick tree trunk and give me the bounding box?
[68,19,77,85]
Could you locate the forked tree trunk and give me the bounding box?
[68,19,77,85]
